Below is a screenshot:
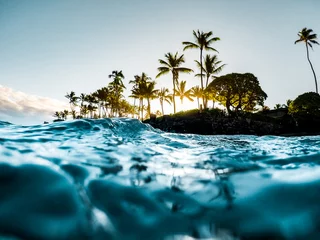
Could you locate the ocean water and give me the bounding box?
[1,118,320,240]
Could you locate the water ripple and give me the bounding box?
[1,119,320,239]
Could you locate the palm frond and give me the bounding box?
[205,46,219,52]
[175,67,193,73]
[158,59,171,67]
[156,68,170,78]
[195,73,205,78]
[182,42,199,51]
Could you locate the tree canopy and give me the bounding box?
[207,73,267,114]
[288,92,320,115]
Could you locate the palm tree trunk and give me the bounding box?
[306,43,318,94]
[204,75,210,108]
[172,72,177,113]
[160,99,164,116]
[141,99,144,121]
[133,98,136,118]
[200,48,205,108]
[147,98,151,117]
[197,98,199,109]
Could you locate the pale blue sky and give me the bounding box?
[0,0,320,123]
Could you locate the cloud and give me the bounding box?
[0,85,68,125]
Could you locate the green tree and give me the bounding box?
[174,80,194,107]
[295,28,319,93]
[288,92,320,115]
[207,73,267,114]
[156,52,193,114]
[182,30,220,105]
[157,88,172,116]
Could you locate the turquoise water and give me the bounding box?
[1,118,320,239]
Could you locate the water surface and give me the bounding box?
[1,118,320,239]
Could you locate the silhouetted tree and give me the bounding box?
[183,30,220,106]
[207,73,267,114]
[156,52,193,113]
[295,28,319,93]
[174,80,194,106]
[288,92,320,115]
[195,54,225,108]
[157,88,172,115]
[191,86,202,109]
[65,91,79,111]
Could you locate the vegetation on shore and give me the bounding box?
[54,28,319,130]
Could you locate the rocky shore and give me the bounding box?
[143,109,320,136]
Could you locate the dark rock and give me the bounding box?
[143,111,320,136]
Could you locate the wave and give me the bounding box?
[1,118,320,239]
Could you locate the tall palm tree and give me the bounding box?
[190,85,203,109]
[174,80,194,110]
[108,70,125,116]
[80,105,89,118]
[157,88,172,116]
[182,30,220,98]
[130,73,152,120]
[65,91,79,111]
[79,93,86,106]
[195,54,225,107]
[85,94,98,118]
[156,52,193,113]
[295,28,319,93]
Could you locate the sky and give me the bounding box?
[0,0,319,125]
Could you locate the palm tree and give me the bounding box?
[130,73,152,120]
[156,52,193,113]
[79,93,86,106]
[195,54,225,89]
[191,86,203,109]
[274,104,282,110]
[80,104,89,118]
[63,109,69,120]
[174,80,194,110]
[53,111,62,120]
[182,30,220,99]
[65,91,79,111]
[143,81,158,118]
[108,70,126,116]
[130,73,151,118]
[157,88,172,115]
[195,54,225,108]
[85,94,98,118]
[295,28,319,93]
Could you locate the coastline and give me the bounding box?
[143,110,320,137]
